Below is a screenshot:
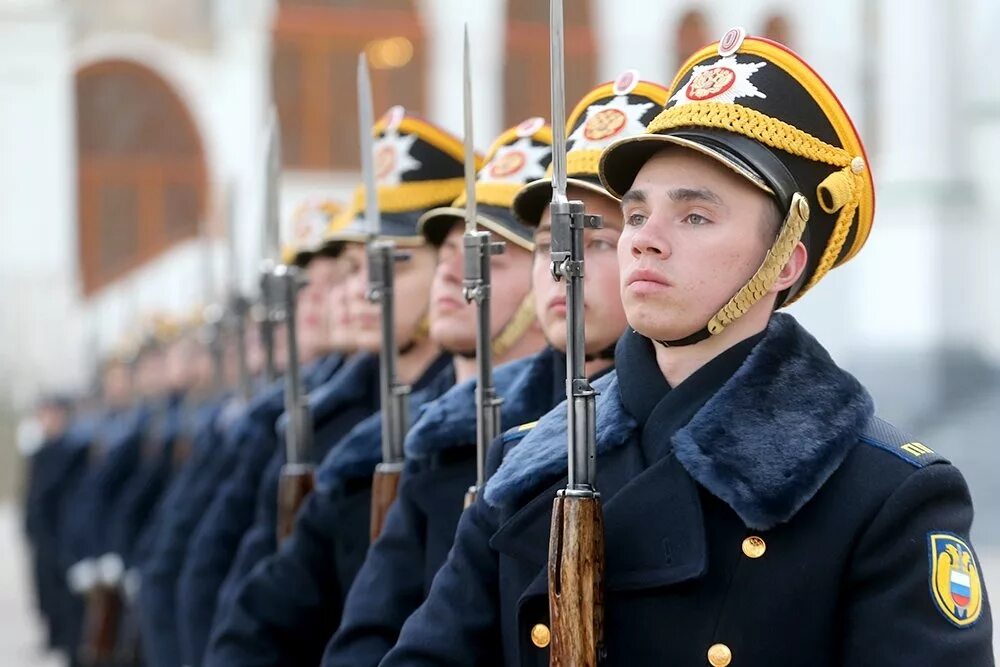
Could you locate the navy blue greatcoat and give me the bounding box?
[137,383,285,667]
[383,315,994,666]
[204,355,454,667]
[211,352,381,628]
[322,347,570,667]
[175,354,344,666]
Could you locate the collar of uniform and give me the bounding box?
[405,347,561,459]
[484,313,874,530]
[313,354,455,491]
[306,352,348,389]
[276,352,378,440]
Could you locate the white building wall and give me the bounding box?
[0,0,81,406]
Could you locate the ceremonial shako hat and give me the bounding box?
[418,118,554,251]
[282,199,344,267]
[324,106,477,251]
[512,71,671,226]
[600,28,875,340]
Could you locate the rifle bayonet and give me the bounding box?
[546,0,605,663]
[359,53,412,540]
[461,24,504,507]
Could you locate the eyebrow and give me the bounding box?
[668,187,724,207]
[619,189,646,210]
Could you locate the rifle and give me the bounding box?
[255,112,318,543]
[358,54,412,541]
[545,0,605,664]
[223,182,253,401]
[460,25,503,508]
[259,113,282,383]
[78,585,122,666]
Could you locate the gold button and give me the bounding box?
[530,623,551,648]
[708,642,732,666]
[742,535,766,559]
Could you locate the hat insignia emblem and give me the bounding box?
[670,55,767,107]
[584,108,627,141]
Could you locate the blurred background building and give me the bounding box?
[0,0,997,659]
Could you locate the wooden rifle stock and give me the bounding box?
[369,462,402,541]
[548,492,605,666]
[276,462,315,543]
[78,585,123,666]
[463,486,477,509]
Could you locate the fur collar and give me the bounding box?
[315,359,455,490]
[484,314,874,530]
[276,352,379,438]
[405,347,560,458]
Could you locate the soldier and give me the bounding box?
[173,203,352,667]
[22,393,75,652]
[137,321,259,667]
[209,199,377,626]
[204,108,483,667]
[382,29,994,666]
[68,327,170,666]
[324,76,667,666]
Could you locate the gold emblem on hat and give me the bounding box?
[687,67,737,101]
[489,151,527,178]
[584,108,627,141]
[375,145,396,181]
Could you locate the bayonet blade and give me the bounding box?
[263,107,282,263]
[358,54,380,237]
[549,0,568,202]
[463,24,477,234]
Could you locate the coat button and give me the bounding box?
[530,623,551,648]
[742,535,766,559]
[707,642,732,666]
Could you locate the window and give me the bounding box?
[272,0,427,171]
[675,9,711,71]
[76,60,207,294]
[503,0,596,128]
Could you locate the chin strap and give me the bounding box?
[585,342,617,362]
[658,192,810,348]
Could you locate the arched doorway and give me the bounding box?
[76,60,208,294]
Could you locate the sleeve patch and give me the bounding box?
[858,416,948,468]
[928,532,984,627]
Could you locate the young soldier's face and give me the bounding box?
[430,224,535,354]
[326,274,355,353]
[296,256,344,360]
[617,147,775,343]
[533,189,627,354]
[341,242,437,353]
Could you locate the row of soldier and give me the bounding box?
[22,14,994,667]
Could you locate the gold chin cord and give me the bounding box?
[706,192,810,336]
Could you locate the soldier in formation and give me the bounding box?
[21,18,993,667]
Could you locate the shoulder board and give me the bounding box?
[857,416,949,468]
[501,420,538,445]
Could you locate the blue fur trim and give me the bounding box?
[314,361,455,490]
[483,372,636,507]
[405,348,559,458]
[485,314,875,530]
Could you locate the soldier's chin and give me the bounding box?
[430,325,475,355]
[626,311,698,345]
